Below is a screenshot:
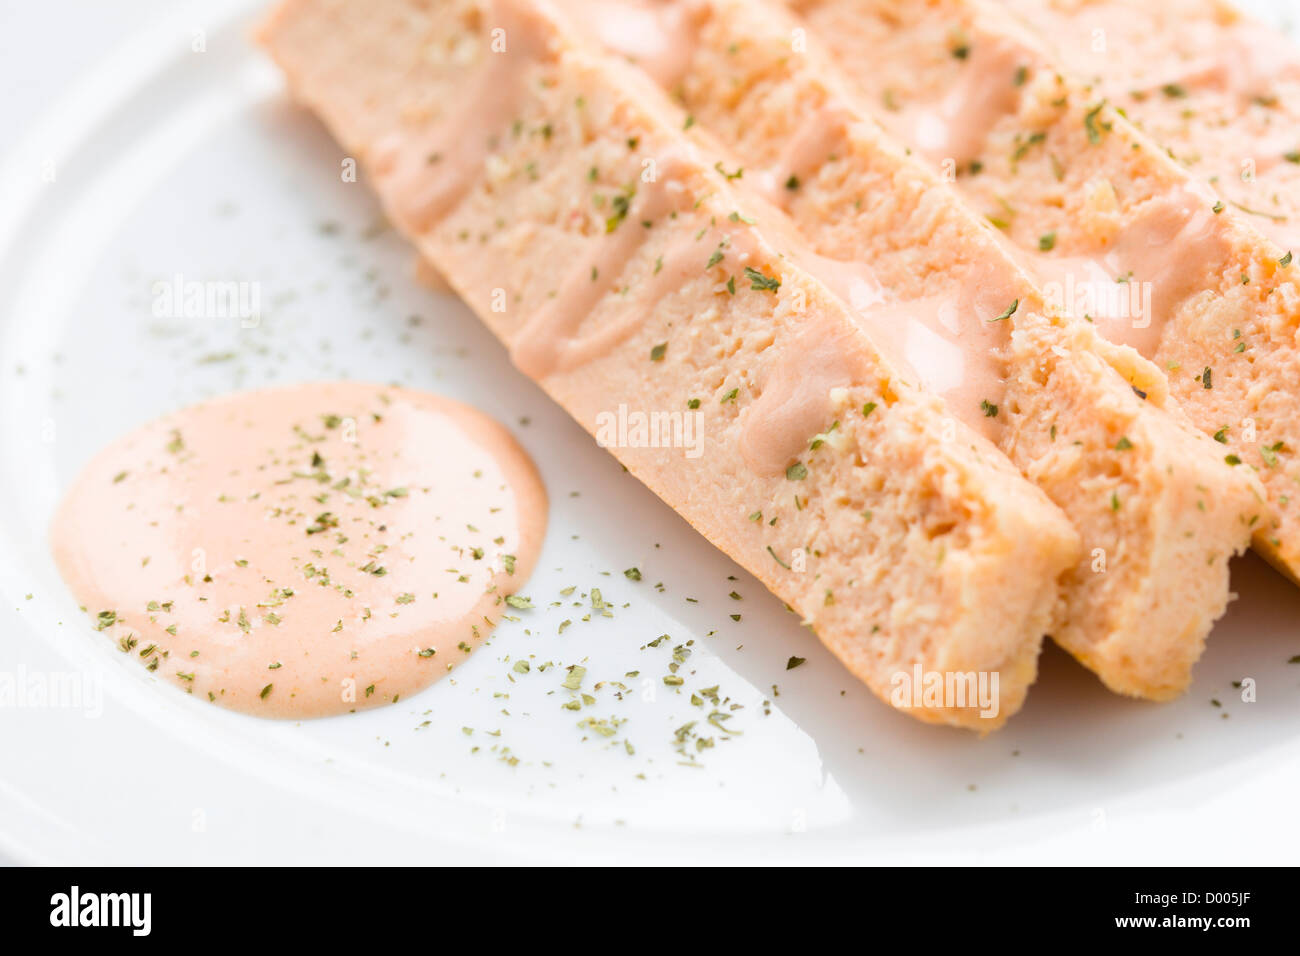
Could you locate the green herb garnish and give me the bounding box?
[744,266,780,292]
[989,299,1019,322]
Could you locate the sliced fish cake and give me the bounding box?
[570,0,1263,699]
[258,0,1081,728]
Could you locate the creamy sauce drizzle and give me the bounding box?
[51,383,547,719]
[510,156,698,378]
[738,240,1009,456]
[1029,186,1230,357]
[795,241,1010,442]
[369,0,553,234]
[904,36,1026,165]
[755,106,855,207]
[739,319,872,476]
[857,295,1007,441]
[583,0,702,89]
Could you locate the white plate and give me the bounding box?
[1,0,1299,865]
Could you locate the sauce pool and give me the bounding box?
[51,382,547,718]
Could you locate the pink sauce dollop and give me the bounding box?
[51,382,547,719]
